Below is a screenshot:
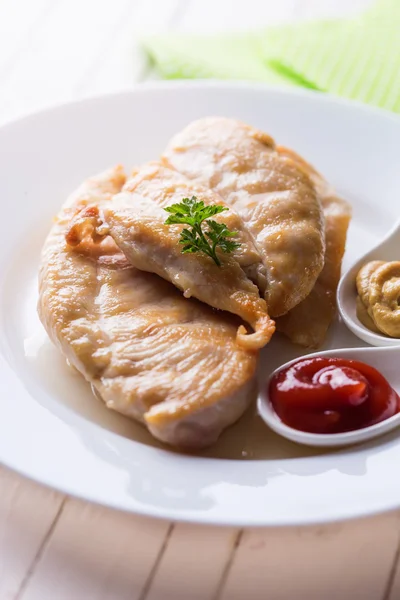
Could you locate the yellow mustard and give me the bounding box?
[356,260,400,337]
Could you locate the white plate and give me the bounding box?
[1,81,400,527]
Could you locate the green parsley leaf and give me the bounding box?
[164,196,240,266]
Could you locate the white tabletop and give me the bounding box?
[3,1,400,599]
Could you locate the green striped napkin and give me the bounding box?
[142,32,286,84]
[142,0,400,112]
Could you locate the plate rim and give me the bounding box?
[1,80,400,527]
[2,78,400,134]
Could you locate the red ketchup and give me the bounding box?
[269,358,399,434]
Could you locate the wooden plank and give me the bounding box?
[178,0,298,31]
[384,535,400,600]
[19,499,171,600]
[178,0,374,31]
[0,0,184,124]
[295,0,374,19]
[0,0,55,76]
[219,513,400,600]
[0,466,64,600]
[77,0,182,94]
[144,524,239,600]
[0,0,133,124]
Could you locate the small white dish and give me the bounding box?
[259,346,400,448]
[2,82,400,527]
[337,220,400,346]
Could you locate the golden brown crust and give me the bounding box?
[276,147,351,348]
[103,162,275,350]
[38,167,257,449]
[163,117,326,317]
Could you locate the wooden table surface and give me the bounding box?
[2,1,400,598]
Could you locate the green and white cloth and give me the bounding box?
[142,0,400,113]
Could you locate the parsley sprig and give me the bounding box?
[164,196,240,267]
